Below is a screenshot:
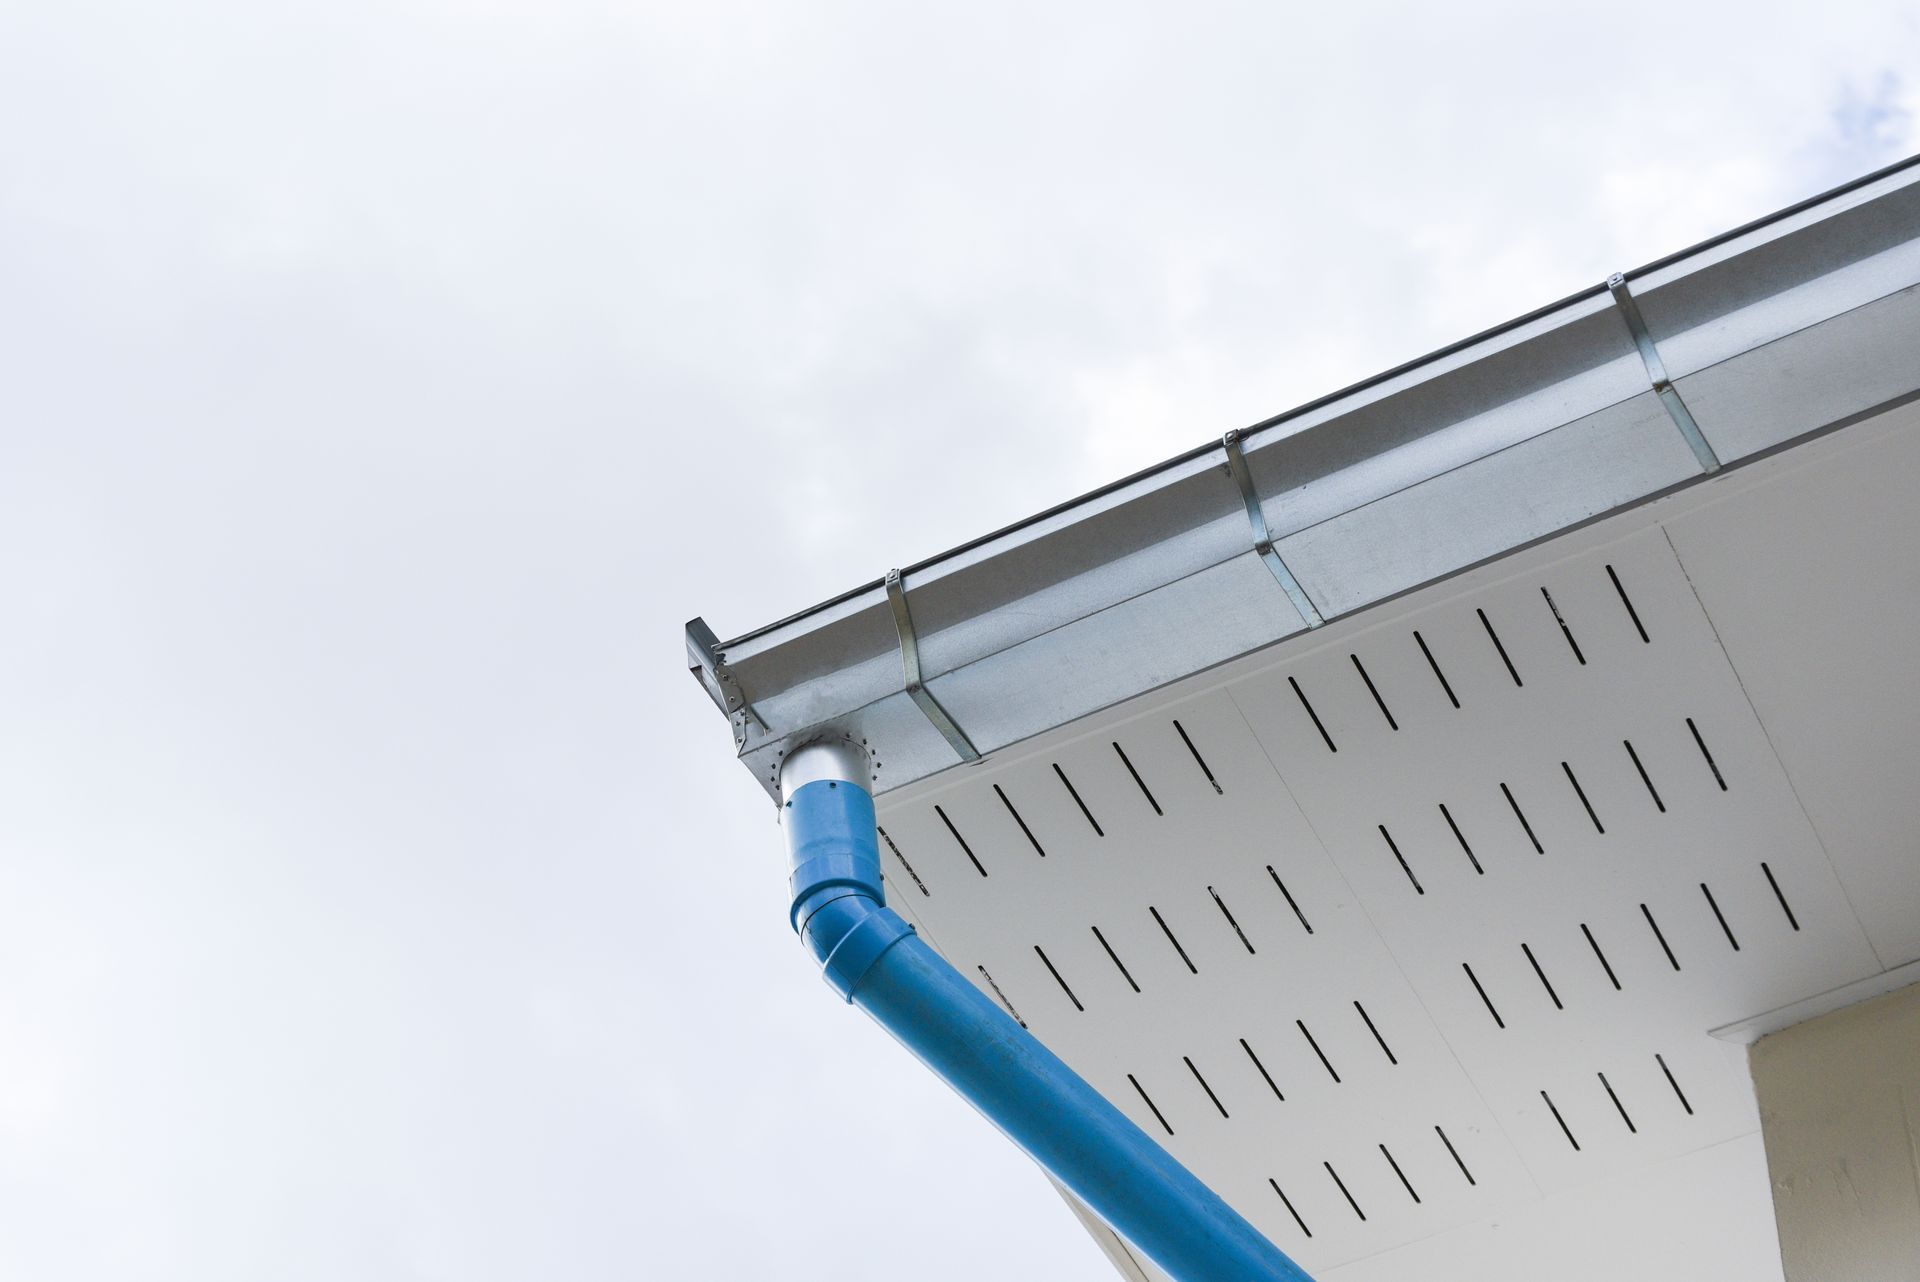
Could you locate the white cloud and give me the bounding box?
[0,2,1916,1278]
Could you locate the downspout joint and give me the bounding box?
[782,736,915,1001]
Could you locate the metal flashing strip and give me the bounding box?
[1222,429,1324,628]
[1607,272,1722,474]
[885,568,982,763]
[1709,959,1920,1046]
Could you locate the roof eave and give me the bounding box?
[691,154,1920,801]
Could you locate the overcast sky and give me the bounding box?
[1,3,1916,1279]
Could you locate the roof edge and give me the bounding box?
[696,153,1920,799]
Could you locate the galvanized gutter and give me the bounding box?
[689,154,1920,799]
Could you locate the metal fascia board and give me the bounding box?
[718,153,1920,656]
[695,157,1920,797]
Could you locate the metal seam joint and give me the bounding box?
[1606,273,1722,474]
[819,908,915,1000]
[884,568,981,762]
[1222,430,1324,628]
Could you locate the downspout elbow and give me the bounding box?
[775,736,1313,1282]
[782,740,915,1001]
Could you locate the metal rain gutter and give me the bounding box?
[688,153,1920,803]
[779,735,1314,1282]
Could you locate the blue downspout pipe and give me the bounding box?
[780,738,1314,1282]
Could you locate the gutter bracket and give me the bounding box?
[685,616,765,754]
[1606,272,1722,474]
[1222,429,1324,627]
[884,568,982,764]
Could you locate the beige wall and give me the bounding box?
[1750,982,1920,1281]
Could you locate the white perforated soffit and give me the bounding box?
[873,402,1920,1281]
